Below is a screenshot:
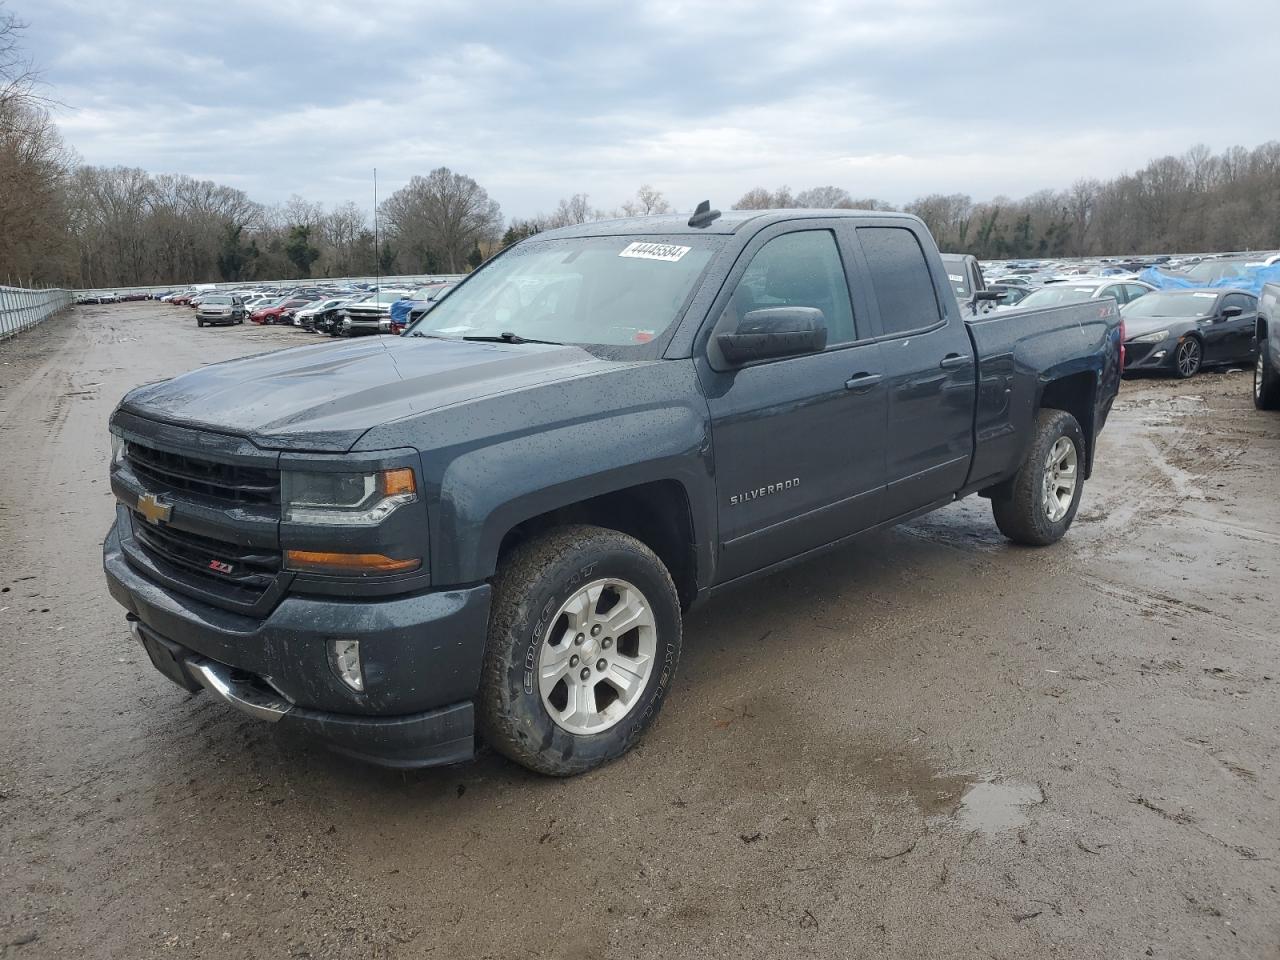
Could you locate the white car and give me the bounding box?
[1004,277,1156,311]
[293,297,352,329]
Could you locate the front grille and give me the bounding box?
[125,441,279,505]
[132,512,281,598]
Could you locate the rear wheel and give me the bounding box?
[1175,337,1202,379]
[991,409,1085,546]
[1255,338,1280,410]
[479,525,681,776]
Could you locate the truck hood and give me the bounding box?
[119,337,617,452]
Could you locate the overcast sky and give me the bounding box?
[22,0,1280,219]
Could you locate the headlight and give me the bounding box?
[1131,330,1169,344]
[282,467,417,525]
[110,430,127,467]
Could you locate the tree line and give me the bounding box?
[731,141,1280,259]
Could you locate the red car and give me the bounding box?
[250,298,311,325]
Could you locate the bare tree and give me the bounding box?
[379,167,503,273]
[732,186,795,209]
[619,184,671,216]
[794,185,855,208]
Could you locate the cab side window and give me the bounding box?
[713,230,857,350]
[857,227,944,336]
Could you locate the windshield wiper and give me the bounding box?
[462,332,562,345]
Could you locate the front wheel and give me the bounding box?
[991,409,1085,546]
[479,525,682,776]
[1175,337,1202,379]
[1255,339,1280,410]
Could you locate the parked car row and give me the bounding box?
[160,280,459,338]
[941,250,1275,390]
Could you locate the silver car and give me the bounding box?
[196,295,246,328]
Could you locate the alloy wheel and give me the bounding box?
[1177,339,1201,377]
[1042,436,1078,522]
[537,578,657,734]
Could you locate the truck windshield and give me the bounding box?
[942,260,971,296]
[407,235,723,356]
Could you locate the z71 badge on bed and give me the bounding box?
[618,241,691,262]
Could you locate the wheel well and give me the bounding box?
[496,480,698,609]
[1039,372,1097,476]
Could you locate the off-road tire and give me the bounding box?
[478,524,681,776]
[991,408,1085,546]
[1254,337,1280,410]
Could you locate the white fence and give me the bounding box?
[0,286,74,342]
[73,274,464,300]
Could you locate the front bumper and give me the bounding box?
[1124,338,1179,372]
[105,523,492,767]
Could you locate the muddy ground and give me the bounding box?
[1,302,1277,959]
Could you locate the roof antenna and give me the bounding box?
[688,200,721,228]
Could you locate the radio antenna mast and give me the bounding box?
[373,167,380,296]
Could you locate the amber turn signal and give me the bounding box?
[381,467,416,497]
[285,550,421,576]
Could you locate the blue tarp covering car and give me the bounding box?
[1139,263,1280,296]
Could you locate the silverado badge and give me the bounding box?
[136,493,172,525]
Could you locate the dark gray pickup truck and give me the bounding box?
[104,207,1123,775]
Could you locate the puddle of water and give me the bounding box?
[953,779,1044,833]
[829,743,1043,836]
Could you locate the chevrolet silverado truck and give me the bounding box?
[104,207,1123,775]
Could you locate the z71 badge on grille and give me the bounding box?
[207,559,234,575]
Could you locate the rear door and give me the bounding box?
[698,223,887,583]
[849,224,976,517]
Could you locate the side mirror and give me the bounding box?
[1221,305,1243,319]
[717,307,827,365]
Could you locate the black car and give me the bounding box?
[1255,281,1280,409]
[1122,288,1258,379]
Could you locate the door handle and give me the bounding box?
[939,354,972,369]
[845,372,882,392]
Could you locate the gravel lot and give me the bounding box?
[1,303,1277,959]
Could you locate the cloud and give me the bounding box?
[23,0,1280,218]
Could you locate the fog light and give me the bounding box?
[328,639,364,692]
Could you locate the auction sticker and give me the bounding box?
[619,241,691,262]
[1193,292,1218,298]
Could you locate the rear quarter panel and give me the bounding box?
[964,298,1122,486]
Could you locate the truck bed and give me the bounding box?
[963,299,1123,490]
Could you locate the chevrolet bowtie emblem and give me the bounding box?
[137,492,172,525]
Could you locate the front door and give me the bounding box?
[699,226,887,584]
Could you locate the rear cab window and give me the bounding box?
[857,227,944,336]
